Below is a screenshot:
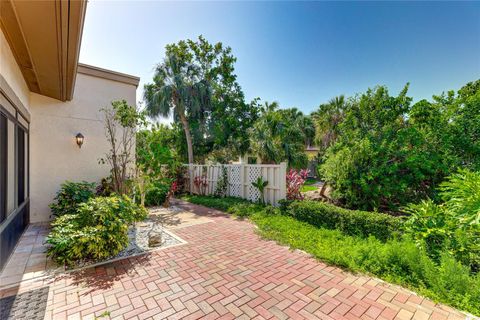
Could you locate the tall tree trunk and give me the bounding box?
[179,112,194,163]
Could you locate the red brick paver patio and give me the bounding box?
[0,200,471,320]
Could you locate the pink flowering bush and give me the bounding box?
[286,169,309,200]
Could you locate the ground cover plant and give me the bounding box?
[180,195,480,315]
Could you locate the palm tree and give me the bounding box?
[312,95,347,151]
[144,54,211,163]
[249,104,308,168]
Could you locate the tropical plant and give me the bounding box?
[318,79,480,211]
[46,195,147,266]
[49,181,96,217]
[136,124,179,206]
[144,52,210,164]
[144,36,258,163]
[320,85,450,211]
[163,180,178,207]
[404,169,480,271]
[252,176,269,204]
[286,169,309,200]
[249,103,308,168]
[193,175,208,195]
[311,95,347,153]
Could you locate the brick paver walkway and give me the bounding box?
[0,200,470,320]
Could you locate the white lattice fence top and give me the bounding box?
[185,163,287,206]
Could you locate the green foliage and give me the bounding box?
[214,165,229,197]
[286,201,404,241]
[317,80,480,211]
[312,95,347,153]
[404,169,480,271]
[319,85,444,211]
[144,36,258,163]
[252,176,268,204]
[136,124,180,207]
[249,103,310,168]
[49,181,96,217]
[144,179,172,207]
[46,195,147,266]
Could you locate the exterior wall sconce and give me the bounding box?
[75,133,84,148]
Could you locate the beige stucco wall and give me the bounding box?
[29,73,137,222]
[0,28,30,112]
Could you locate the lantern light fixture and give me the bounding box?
[75,133,84,148]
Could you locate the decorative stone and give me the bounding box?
[148,233,163,247]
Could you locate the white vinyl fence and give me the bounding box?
[186,163,287,206]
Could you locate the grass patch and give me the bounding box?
[180,195,480,315]
[300,185,318,192]
[179,194,251,212]
[304,178,318,185]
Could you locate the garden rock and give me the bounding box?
[148,232,163,247]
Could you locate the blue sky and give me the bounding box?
[79,1,480,115]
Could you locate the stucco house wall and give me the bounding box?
[29,72,137,222]
[0,28,30,114]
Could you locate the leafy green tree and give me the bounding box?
[320,85,449,211]
[144,36,258,163]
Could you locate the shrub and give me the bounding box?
[286,200,404,241]
[404,169,480,271]
[46,195,147,266]
[286,169,309,200]
[49,181,96,217]
[144,179,171,206]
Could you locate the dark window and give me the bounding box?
[17,127,25,206]
[0,113,6,223]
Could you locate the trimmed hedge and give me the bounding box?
[286,200,404,241]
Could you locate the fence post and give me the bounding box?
[279,162,287,202]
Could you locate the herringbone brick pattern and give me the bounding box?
[0,200,469,320]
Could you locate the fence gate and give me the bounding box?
[186,163,287,206]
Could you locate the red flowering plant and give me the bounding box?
[163,180,178,207]
[193,175,208,195]
[286,169,309,200]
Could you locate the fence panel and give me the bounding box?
[186,163,287,206]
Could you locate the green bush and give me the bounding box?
[317,80,480,212]
[404,169,480,271]
[49,181,96,217]
[46,195,147,266]
[286,200,404,241]
[144,179,171,206]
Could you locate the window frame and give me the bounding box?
[0,102,29,226]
